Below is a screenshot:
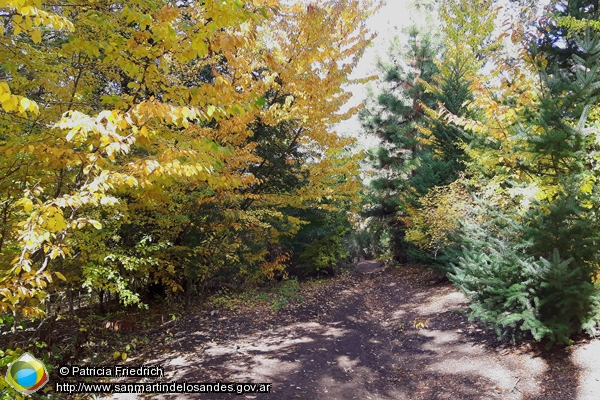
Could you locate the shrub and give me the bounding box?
[449,199,600,346]
[403,178,476,271]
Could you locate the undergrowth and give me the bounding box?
[209,278,303,311]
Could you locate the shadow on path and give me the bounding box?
[104,264,595,399]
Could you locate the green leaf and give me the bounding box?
[258,7,269,19]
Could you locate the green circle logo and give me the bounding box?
[6,352,49,394]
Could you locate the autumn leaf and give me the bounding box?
[55,271,67,281]
[31,29,42,44]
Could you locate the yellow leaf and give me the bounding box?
[31,29,42,44]
[2,96,16,112]
[55,271,67,281]
[121,352,127,361]
[90,220,102,229]
[0,82,9,94]
[47,213,67,232]
[23,199,33,213]
[125,177,138,187]
[47,216,57,230]
[10,96,18,111]
[113,351,121,360]
[49,248,60,259]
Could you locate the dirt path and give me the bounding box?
[103,263,600,399]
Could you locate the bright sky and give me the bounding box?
[334,0,414,149]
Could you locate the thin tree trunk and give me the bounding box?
[8,309,20,349]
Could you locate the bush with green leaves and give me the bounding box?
[450,199,600,346]
[285,205,352,277]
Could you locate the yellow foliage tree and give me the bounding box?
[0,0,377,328]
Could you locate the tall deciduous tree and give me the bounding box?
[0,0,377,327]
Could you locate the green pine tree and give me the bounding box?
[450,4,600,346]
[403,0,499,266]
[359,24,441,261]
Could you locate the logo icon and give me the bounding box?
[6,352,49,394]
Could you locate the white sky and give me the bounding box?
[334,0,414,149]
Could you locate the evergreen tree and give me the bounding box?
[450,201,600,345]
[359,25,441,261]
[534,0,600,69]
[518,22,600,272]
[360,0,497,263]
[449,2,600,346]
[401,0,499,266]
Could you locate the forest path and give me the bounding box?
[104,263,600,399]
